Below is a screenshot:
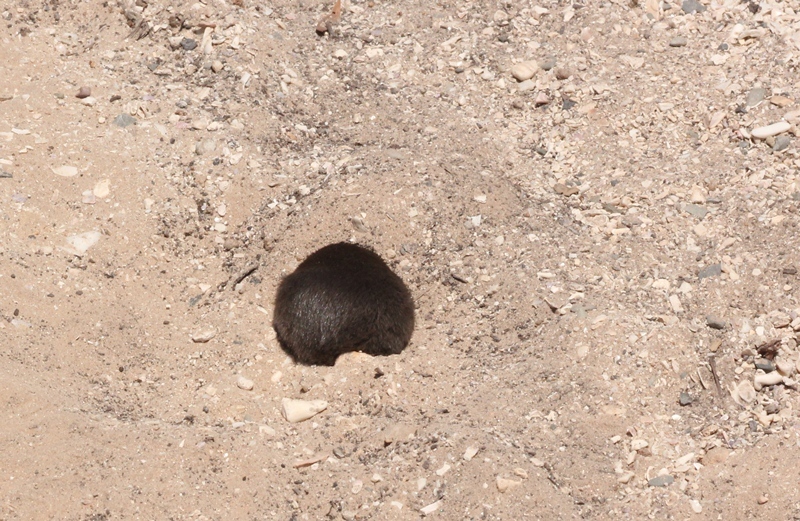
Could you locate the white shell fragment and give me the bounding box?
[281,398,328,423]
[93,179,110,198]
[751,121,791,139]
[463,446,479,461]
[420,500,442,516]
[52,165,78,177]
[754,371,783,391]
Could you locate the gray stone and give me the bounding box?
[754,359,775,373]
[679,392,693,406]
[540,58,557,71]
[706,314,726,329]
[746,88,768,107]
[113,114,136,127]
[180,38,197,51]
[649,475,674,487]
[773,135,791,152]
[682,0,707,13]
[669,36,688,47]
[684,204,708,219]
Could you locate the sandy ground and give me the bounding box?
[3,0,800,519]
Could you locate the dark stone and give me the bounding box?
[754,359,775,372]
[180,37,198,51]
[679,392,693,406]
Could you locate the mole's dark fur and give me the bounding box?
[272,242,415,366]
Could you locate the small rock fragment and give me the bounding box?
[113,114,136,127]
[648,474,674,487]
[773,135,791,151]
[191,329,217,343]
[668,294,683,313]
[690,499,702,513]
[496,476,522,492]
[706,315,726,329]
[383,423,418,445]
[698,264,722,279]
[281,398,328,423]
[757,495,769,505]
[211,60,224,73]
[669,36,688,47]
[733,380,757,404]
[181,38,197,51]
[65,231,102,255]
[679,392,692,406]
[76,86,92,99]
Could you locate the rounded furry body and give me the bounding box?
[272,242,415,366]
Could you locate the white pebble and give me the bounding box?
[751,121,791,139]
[510,62,536,81]
[281,398,328,423]
[191,329,217,343]
[237,375,254,391]
[52,165,78,177]
[463,446,479,461]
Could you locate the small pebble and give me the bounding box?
[76,86,91,99]
[496,476,522,492]
[237,375,254,391]
[679,392,692,406]
[510,62,536,81]
[669,36,688,47]
[757,495,769,505]
[211,60,224,73]
[706,315,726,329]
[191,329,217,343]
